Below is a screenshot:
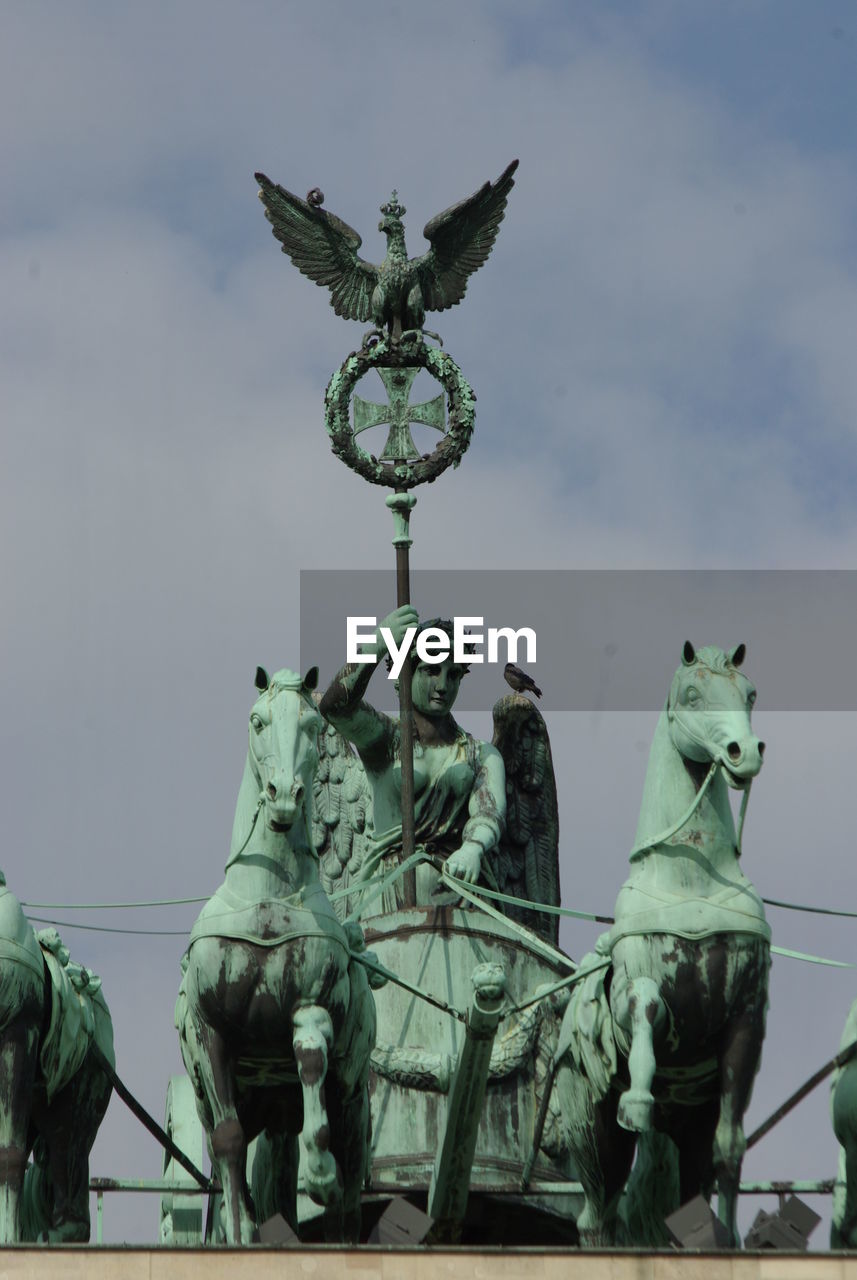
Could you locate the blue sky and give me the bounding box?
[2,0,857,1245]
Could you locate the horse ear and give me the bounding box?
[682,641,696,666]
[303,667,319,692]
[255,666,270,691]
[729,643,746,668]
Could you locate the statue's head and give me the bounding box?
[389,618,470,717]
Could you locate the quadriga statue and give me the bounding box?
[176,668,376,1244]
[0,876,114,1242]
[316,610,574,1237]
[550,642,768,1247]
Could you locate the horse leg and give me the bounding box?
[713,1008,762,1247]
[29,1052,113,1242]
[674,1102,718,1209]
[293,1006,341,1211]
[832,1061,857,1247]
[616,977,665,1132]
[0,1017,39,1242]
[832,1135,857,1248]
[193,1022,255,1245]
[324,1085,370,1242]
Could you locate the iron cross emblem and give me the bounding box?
[352,366,446,461]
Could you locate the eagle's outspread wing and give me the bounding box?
[415,159,519,315]
[255,172,378,322]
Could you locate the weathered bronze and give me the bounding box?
[176,669,375,1244]
[318,609,560,931]
[256,160,517,933]
[311,613,567,1240]
[427,963,507,1241]
[550,643,768,1247]
[255,161,518,341]
[831,1001,857,1246]
[353,365,445,462]
[0,875,114,1242]
[250,159,582,1244]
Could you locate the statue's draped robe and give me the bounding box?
[320,661,505,913]
[362,723,504,910]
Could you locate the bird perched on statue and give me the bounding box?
[504,663,542,699]
[254,160,519,341]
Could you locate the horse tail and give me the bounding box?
[617,1130,679,1247]
[19,1144,52,1242]
[522,953,615,1193]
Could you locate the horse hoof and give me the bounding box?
[305,1155,342,1208]
[618,1089,654,1132]
[307,1178,341,1208]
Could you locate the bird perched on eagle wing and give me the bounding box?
[254,160,518,339]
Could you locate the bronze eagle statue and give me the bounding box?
[254,160,518,340]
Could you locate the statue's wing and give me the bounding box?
[415,159,519,313]
[255,173,377,322]
[312,710,372,920]
[492,691,560,944]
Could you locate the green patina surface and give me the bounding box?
[255,162,518,341]
[0,875,114,1244]
[353,365,445,462]
[160,162,777,1254]
[176,671,374,1245]
[553,644,769,1248]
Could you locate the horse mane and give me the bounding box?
[227,754,262,869]
[688,646,733,673]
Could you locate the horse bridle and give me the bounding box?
[630,695,753,860]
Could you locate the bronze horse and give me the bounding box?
[555,644,768,1245]
[0,878,113,1242]
[177,668,375,1243]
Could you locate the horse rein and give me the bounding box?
[630,741,753,860]
[668,699,755,856]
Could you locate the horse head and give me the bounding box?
[667,641,764,789]
[248,666,322,832]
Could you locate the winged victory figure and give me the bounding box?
[255,160,519,340]
[312,686,560,945]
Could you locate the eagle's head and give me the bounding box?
[379,191,406,237]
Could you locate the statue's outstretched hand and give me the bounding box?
[445,842,482,885]
[376,605,419,657]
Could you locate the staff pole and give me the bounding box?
[387,490,417,908]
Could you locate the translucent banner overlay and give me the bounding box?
[299,570,857,712]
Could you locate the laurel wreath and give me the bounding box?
[324,339,476,489]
